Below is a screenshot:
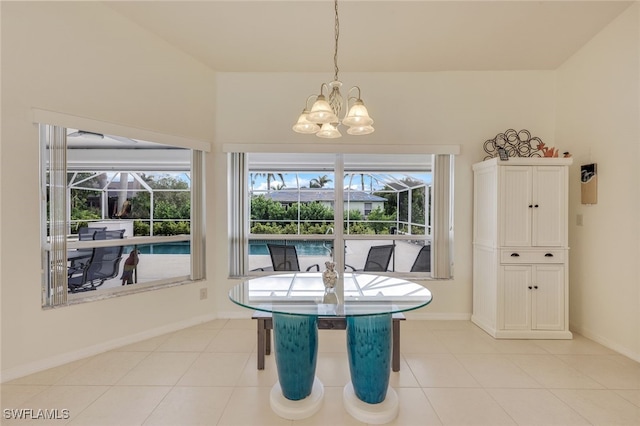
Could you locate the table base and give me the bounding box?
[343,382,399,424]
[270,377,324,420]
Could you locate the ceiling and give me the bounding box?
[106,1,633,73]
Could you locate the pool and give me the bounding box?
[124,240,333,256]
[249,240,333,256]
[127,242,190,255]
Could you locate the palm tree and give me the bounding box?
[309,175,332,188]
[256,173,285,193]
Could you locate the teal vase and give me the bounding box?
[273,313,318,400]
[346,313,392,404]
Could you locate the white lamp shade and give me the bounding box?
[316,123,342,138]
[292,111,320,134]
[307,96,339,124]
[346,125,374,136]
[342,100,373,127]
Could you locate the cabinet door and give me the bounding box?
[500,167,533,247]
[532,265,564,330]
[501,265,532,330]
[532,166,566,247]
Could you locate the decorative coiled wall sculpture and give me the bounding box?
[483,129,543,160]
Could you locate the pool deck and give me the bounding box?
[76,239,427,293]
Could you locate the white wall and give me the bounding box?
[556,3,640,360]
[213,71,559,319]
[0,2,218,379]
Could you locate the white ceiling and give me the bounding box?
[106,0,633,73]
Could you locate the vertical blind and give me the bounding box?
[431,154,454,279]
[43,124,68,306]
[190,150,206,280]
[228,152,249,277]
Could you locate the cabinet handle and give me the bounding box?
[528,286,533,290]
[534,204,539,208]
[544,253,554,257]
[534,285,539,289]
[528,204,533,208]
[510,253,520,257]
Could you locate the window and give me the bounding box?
[39,118,207,307]
[228,151,454,279]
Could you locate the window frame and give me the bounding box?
[226,146,458,280]
[36,111,209,307]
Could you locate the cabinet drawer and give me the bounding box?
[500,249,565,264]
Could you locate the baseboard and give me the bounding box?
[570,322,640,363]
[404,312,471,321]
[218,310,258,320]
[471,315,497,337]
[0,313,218,383]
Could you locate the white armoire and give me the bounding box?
[472,157,573,339]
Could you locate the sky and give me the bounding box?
[250,172,431,192]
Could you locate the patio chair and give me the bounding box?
[346,244,395,272]
[71,226,108,267]
[68,230,125,292]
[410,245,431,272]
[93,229,126,240]
[267,244,320,272]
[78,226,106,240]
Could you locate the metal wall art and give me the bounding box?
[483,129,551,160]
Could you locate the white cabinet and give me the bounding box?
[500,166,566,247]
[472,157,572,339]
[502,264,565,331]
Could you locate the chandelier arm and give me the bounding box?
[305,94,318,110]
[319,83,329,96]
[347,86,362,102]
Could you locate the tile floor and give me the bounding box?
[2,320,640,425]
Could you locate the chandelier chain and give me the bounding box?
[333,0,340,82]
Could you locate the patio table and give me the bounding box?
[229,272,432,424]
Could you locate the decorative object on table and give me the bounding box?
[292,0,374,138]
[322,261,337,288]
[581,163,598,204]
[322,261,339,304]
[483,129,560,160]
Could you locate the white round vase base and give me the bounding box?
[270,377,324,420]
[343,382,399,424]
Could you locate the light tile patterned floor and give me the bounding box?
[2,320,640,425]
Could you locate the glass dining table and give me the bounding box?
[229,272,432,424]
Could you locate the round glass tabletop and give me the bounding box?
[229,272,432,317]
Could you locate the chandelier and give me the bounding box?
[292,0,374,138]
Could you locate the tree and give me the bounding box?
[366,207,396,234]
[255,173,285,193]
[309,175,332,188]
[250,195,286,221]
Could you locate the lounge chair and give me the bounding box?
[346,244,395,272]
[71,226,108,267]
[68,230,125,292]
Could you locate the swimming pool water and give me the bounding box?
[126,240,332,256]
[249,240,332,256]
[129,242,190,255]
